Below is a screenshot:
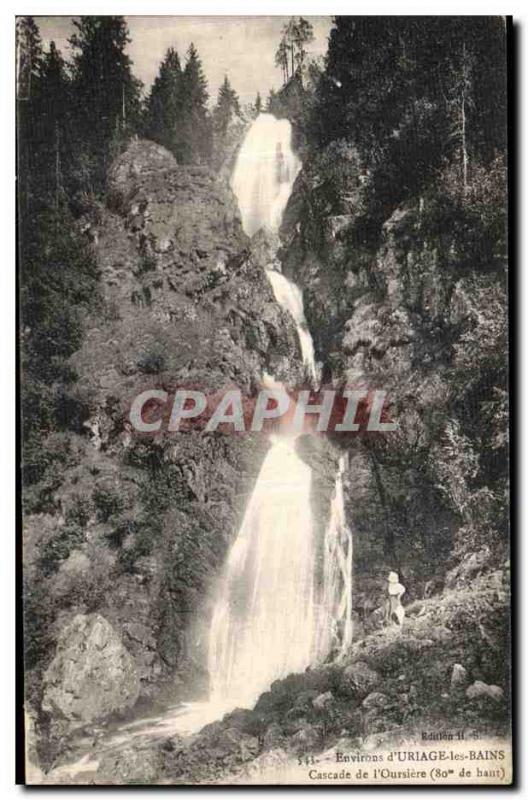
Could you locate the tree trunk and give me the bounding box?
[461,93,468,195]
[55,121,60,213]
[461,41,469,196]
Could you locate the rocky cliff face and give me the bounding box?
[279,141,508,599]
[24,138,308,762]
[25,129,508,781]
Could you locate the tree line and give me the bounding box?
[274,17,315,84]
[16,15,254,490]
[17,16,254,206]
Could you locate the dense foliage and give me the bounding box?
[290,16,509,576]
[143,44,243,164]
[311,17,506,228]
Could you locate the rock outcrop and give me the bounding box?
[42,614,139,723]
[25,138,307,754]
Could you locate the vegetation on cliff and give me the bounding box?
[279,16,508,586]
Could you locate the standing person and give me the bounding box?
[385,571,406,626]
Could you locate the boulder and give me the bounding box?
[284,705,308,723]
[289,723,323,754]
[42,613,140,724]
[262,722,285,750]
[108,138,178,198]
[294,688,320,709]
[96,745,163,784]
[429,625,452,643]
[340,661,380,699]
[465,681,504,703]
[206,726,260,762]
[445,549,492,590]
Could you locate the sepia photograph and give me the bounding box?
[16,13,511,786]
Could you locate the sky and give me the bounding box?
[35,16,334,107]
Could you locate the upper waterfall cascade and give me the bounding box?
[230,113,301,237]
[231,113,316,381]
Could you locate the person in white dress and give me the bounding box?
[385,571,406,626]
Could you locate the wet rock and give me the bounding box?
[217,727,260,761]
[465,681,504,702]
[221,708,257,734]
[42,613,140,724]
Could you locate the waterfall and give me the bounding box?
[203,114,351,718]
[231,113,316,382]
[317,456,354,661]
[265,270,316,382]
[231,113,301,237]
[208,436,316,710]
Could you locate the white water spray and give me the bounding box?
[208,436,316,710]
[266,270,317,382]
[317,456,354,660]
[231,113,301,237]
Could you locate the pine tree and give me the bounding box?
[16,16,43,100]
[213,76,240,137]
[255,92,262,115]
[452,40,474,196]
[283,19,296,78]
[17,17,44,213]
[276,17,315,86]
[69,16,142,194]
[275,37,289,83]
[34,42,71,209]
[17,25,72,215]
[179,43,211,163]
[144,47,183,156]
[16,23,101,489]
[292,17,314,74]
